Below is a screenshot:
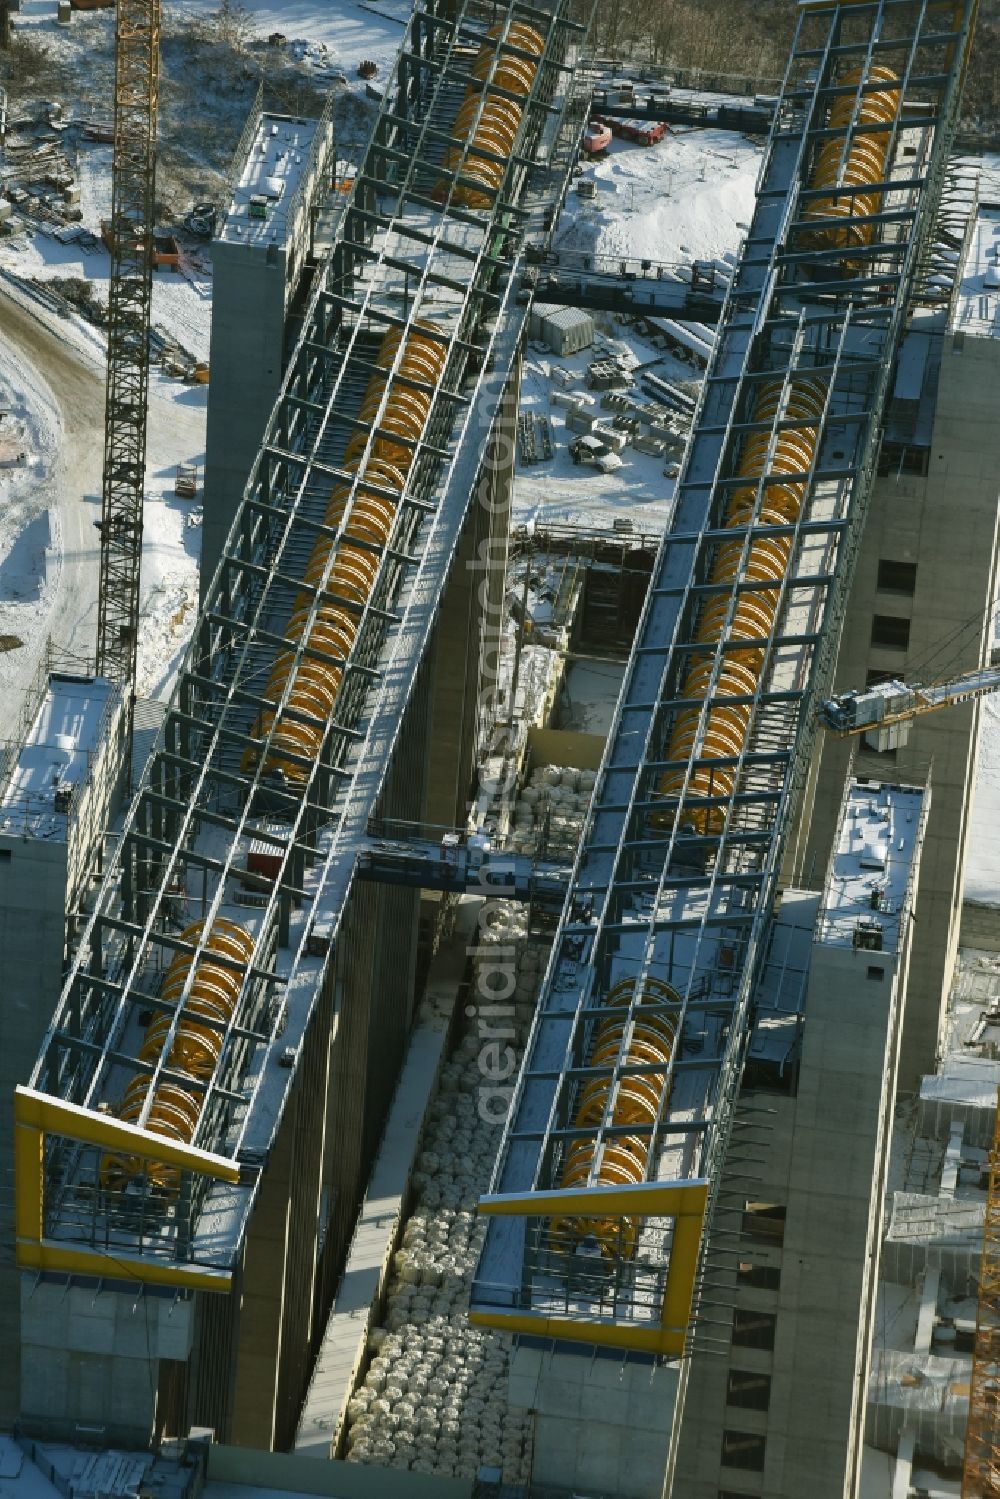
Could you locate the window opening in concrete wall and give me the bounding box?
[726,1369,772,1411]
[721,1429,767,1471]
[741,1201,785,1244]
[736,1260,781,1290]
[876,441,929,477]
[867,965,885,981]
[877,559,917,594]
[731,1309,776,1350]
[871,614,911,651]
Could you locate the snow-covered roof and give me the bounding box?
[0,673,116,840]
[818,779,925,952]
[220,112,320,249]
[952,205,1000,338]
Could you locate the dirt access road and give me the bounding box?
[0,281,105,713]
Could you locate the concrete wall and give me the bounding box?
[293,916,472,1459]
[0,681,123,1430]
[65,682,125,926]
[0,833,68,1427]
[525,726,605,771]
[424,366,517,828]
[792,332,1000,1086]
[19,1281,194,1447]
[960,898,1000,952]
[509,1344,677,1499]
[672,868,917,1496]
[202,235,293,595]
[206,1441,471,1498]
[202,115,334,596]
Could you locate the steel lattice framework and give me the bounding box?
[962,1088,1000,1497]
[95,0,160,697]
[16,0,592,1291]
[472,0,981,1361]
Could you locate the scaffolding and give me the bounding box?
[471,0,980,1359]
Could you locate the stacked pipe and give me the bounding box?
[101,918,255,1192]
[244,321,446,784]
[551,976,679,1260]
[653,377,826,835]
[439,22,545,210]
[800,64,901,250]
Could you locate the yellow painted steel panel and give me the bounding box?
[15,1085,240,1182]
[468,1308,686,1357]
[16,1239,232,1293]
[473,1181,707,1352]
[661,1206,704,1334]
[478,1179,708,1218]
[14,1119,44,1244]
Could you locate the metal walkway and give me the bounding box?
[522,249,728,318]
[588,81,775,136]
[358,826,571,907]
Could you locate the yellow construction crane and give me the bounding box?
[820,666,1000,748]
[95,0,161,738]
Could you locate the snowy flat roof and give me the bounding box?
[952,205,1000,338]
[818,779,925,952]
[220,113,320,249]
[0,674,117,840]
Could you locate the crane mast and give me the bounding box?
[95,0,161,719]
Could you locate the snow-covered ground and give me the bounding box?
[12,0,408,106]
[167,0,410,80]
[555,127,760,268]
[0,330,62,660]
[0,0,422,712]
[0,276,206,706]
[514,339,683,530]
[0,148,213,362]
[511,127,764,530]
[138,370,208,698]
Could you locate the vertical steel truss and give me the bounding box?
[25,0,593,1277]
[96,0,160,695]
[473,0,980,1349]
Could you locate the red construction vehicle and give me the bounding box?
[594,115,668,147]
[582,121,612,155]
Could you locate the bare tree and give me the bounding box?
[211,0,256,54]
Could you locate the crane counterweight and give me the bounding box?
[821,665,1000,748]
